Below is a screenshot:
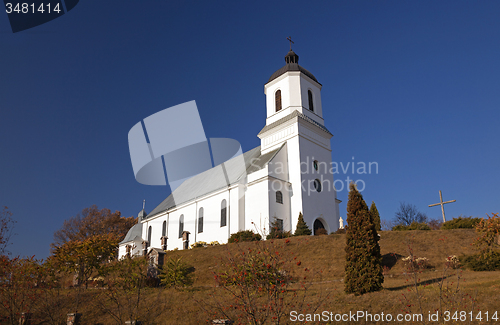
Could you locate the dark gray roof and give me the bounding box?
[268,63,320,85]
[258,110,332,136]
[146,145,281,219]
[138,209,147,221]
[120,223,143,244]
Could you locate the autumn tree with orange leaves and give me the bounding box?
[52,205,136,249]
[49,233,120,289]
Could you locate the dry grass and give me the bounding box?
[5,229,500,324]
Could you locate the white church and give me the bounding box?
[119,49,341,258]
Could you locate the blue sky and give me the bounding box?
[1,1,499,259]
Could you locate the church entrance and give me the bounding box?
[313,219,326,235]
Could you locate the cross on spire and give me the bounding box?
[428,190,456,222]
[286,36,294,50]
[142,199,146,210]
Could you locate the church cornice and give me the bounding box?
[258,110,332,137]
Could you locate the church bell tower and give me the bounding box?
[258,45,340,235]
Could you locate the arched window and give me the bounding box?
[275,90,282,112]
[221,200,227,227]
[198,207,204,233]
[308,90,314,112]
[276,191,283,204]
[147,226,152,247]
[178,214,184,238]
[162,220,167,237]
[313,179,322,193]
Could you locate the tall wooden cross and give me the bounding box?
[286,36,294,50]
[428,190,456,222]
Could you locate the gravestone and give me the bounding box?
[66,313,81,325]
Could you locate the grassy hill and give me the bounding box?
[155,229,499,324]
[7,229,500,324]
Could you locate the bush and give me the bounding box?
[190,241,208,248]
[228,230,261,243]
[331,227,346,235]
[314,228,328,236]
[266,230,292,240]
[445,255,461,269]
[402,256,431,270]
[442,216,482,230]
[159,257,194,288]
[266,218,292,239]
[392,222,431,231]
[462,250,500,271]
[427,219,443,230]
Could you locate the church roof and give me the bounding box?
[145,145,281,219]
[258,110,333,136]
[267,50,320,85]
[268,63,320,85]
[120,223,143,244]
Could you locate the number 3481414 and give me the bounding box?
[5,3,62,14]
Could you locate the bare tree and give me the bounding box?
[394,202,427,226]
[0,207,15,256]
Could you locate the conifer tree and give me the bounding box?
[344,183,383,295]
[294,212,312,236]
[370,201,381,231]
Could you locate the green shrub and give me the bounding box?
[294,212,312,236]
[462,250,500,271]
[159,257,194,288]
[442,216,482,230]
[344,183,383,295]
[228,230,261,243]
[392,222,431,231]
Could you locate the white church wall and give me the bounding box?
[260,120,298,154]
[229,185,243,235]
[268,144,291,231]
[247,165,268,183]
[265,72,324,126]
[283,134,305,233]
[237,183,246,232]
[264,73,288,121]
[264,72,304,125]
[299,76,323,125]
[268,178,292,232]
[245,176,270,235]
[267,143,288,180]
[118,238,143,258]
[188,190,230,245]
[297,129,339,234]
